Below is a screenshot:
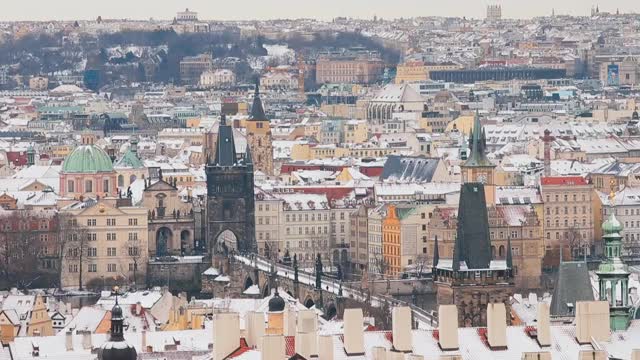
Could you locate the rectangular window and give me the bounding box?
[106,233,116,241]
[87,219,96,226]
[87,233,97,241]
[107,248,116,256]
[87,248,97,257]
[106,218,116,226]
[128,232,138,241]
[128,247,139,256]
[107,264,117,272]
[128,218,138,226]
[88,264,97,273]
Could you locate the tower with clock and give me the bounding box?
[460,111,496,201]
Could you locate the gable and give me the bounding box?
[77,202,126,216]
[145,180,176,192]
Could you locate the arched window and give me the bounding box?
[498,245,505,258]
[118,175,124,187]
[129,175,137,184]
[85,180,93,193]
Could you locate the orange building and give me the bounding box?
[382,205,402,277]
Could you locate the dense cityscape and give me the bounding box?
[1,4,640,359]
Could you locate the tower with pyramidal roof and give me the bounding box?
[460,111,496,202]
[245,79,274,175]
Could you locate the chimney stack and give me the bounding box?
[372,346,387,360]
[318,334,334,360]
[343,308,365,355]
[408,355,423,360]
[141,330,147,352]
[575,301,610,344]
[391,306,412,352]
[521,353,552,360]
[536,303,551,347]
[578,350,607,360]
[260,335,285,360]
[295,309,318,358]
[284,308,297,336]
[214,313,240,360]
[297,309,317,332]
[387,351,405,360]
[631,349,640,360]
[81,330,92,350]
[438,305,459,351]
[487,303,507,350]
[65,330,73,351]
[247,311,265,348]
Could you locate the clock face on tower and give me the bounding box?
[477,174,487,184]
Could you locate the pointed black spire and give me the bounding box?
[432,235,440,268]
[110,287,124,341]
[244,143,253,165]
[463,111,494,168]
[249,78,267,121]
[214,113,237,166]
[506,236,513,269]
[452,183,492,270]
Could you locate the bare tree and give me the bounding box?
[0,211,41,289]
[566,226,587,261]
[371,252,388,279]
[58,213,91,291]
[125,238,143,288]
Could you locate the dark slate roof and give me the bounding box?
[380,155,440,183]
[550,261,595,317]
[214,115,237,166]
[452,183,492,270]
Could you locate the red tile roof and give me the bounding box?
[228,338,250,359]
[285,336,296,357]
[540,176,588,186]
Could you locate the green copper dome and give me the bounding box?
[62,145,114,173]
[602,212,623,235]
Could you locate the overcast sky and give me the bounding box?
[1,0,638,21]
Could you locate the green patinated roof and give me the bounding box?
[602,212,623,235]
[62,145,114,173]
[114,149,144,169]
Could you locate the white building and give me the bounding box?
[200,69,236,89]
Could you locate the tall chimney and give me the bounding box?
[297,309,317,332]
[318,334,334,360]
[247,311,265,348]
[295,331,317,359]
[295,309,318,358]
[487,303,507,350]
[521,353,552,360]
[343,308,365,355]
[438,305,459,351]
[372,346,387,360]
[576,301,610,344]
[141,330,147,352]
[284,308,297,336]
[536,303,551,347]
[65,330,73,351]
[80,330,92,350]
[214,313,240,360]
[260,335,285,360]
[391,306,412,352]
[578,350,607,360]
[631,349,640,360]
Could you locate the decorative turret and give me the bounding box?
[98,287,137,360]
[249,78,267,121]
[596,182,631,330]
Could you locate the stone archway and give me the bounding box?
[244,276,254,291]
[304,296,315,309]
[216,230,238,254]
[156,227,172,256]
[324,302,337,320]
[341,249,348,263]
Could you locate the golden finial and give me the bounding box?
[609,179,616,203]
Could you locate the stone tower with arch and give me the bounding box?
[205,114,256,254]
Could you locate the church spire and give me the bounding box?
[463,111,494,168]
[214,114,237,166]
[249,78,267,121]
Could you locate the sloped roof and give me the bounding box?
[380,155,440,183]
[114,149,144,169]
[372,84,424,103]
[550,261,595,317]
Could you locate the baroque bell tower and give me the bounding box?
[246,79,274,175]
